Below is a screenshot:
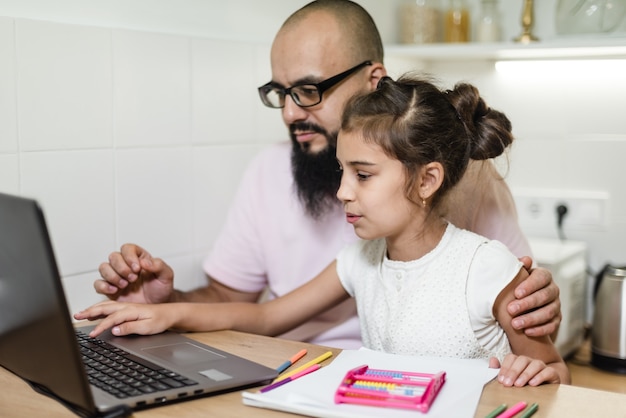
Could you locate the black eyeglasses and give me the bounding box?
[258,60,373,109]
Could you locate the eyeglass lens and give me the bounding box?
[263,85,320,108]
[259,60,372,109]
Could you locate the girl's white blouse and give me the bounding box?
[336,223,523,361]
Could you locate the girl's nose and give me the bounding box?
[336,177,353,202]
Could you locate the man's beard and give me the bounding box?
[290,122,342,220]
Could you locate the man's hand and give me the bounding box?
[93,244,174,304]
[507,256,561,338]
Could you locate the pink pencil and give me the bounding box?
[497,401,527,418]
[260,364,321,393]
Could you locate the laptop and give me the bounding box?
[0,192,277,417]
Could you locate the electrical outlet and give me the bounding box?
[512,188,609,233]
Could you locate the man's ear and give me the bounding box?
[367,62,387,92]
[418,162,444,201]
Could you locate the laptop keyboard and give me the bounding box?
[76,330,198,399]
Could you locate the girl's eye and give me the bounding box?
[357,172,371,180]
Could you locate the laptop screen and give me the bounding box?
[0,193,97,414]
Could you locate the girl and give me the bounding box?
[76,74,570,387]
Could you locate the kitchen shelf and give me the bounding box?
[385,35,626,61]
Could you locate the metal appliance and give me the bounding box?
[592,265,626,373]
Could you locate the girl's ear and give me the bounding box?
[418,162,444,201]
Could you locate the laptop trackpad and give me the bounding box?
[142,342,225,366]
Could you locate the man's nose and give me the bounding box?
[281,95,308,125]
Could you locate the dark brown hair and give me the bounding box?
[340,74,513,209]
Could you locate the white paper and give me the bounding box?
[242,348,498,418]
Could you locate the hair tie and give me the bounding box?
[376,76,393,90]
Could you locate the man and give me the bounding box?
[93,0,560,349]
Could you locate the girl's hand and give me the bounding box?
[497,353,563,387]
[74,300,176,337]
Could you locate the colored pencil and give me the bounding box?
[260,364,321,393]
[273,350,332,383]
[519,402,539,418]
[497,401,527,418]
[276,348,307,374]
[484,403,507,418]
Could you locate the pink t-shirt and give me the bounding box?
[203,142,362,348]
[203,142,531,349]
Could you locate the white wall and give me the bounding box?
[1,0,626,317]
[0,0,300,315]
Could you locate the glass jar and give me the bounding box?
[555,0,626,34]
[476,0,501,42]
[444,0,470,43]
[399,0,441,44]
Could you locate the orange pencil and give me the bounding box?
[276,348,307,374]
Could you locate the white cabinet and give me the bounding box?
[529,238,588,358]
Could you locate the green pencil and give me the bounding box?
[484,403,507,418]
[519,402,539,418]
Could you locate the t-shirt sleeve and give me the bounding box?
[202,152,268,293]
[467,240,524,333]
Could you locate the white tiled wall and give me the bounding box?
[191,38,261,144]
[0,14,285,314]
[20,150,116,274]
[115,148,193,256]
[1,1,626,318]
[113,30,191,148]
[17,19,113,151]
[0,17,17,154]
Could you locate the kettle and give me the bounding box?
[591,264,626,373]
